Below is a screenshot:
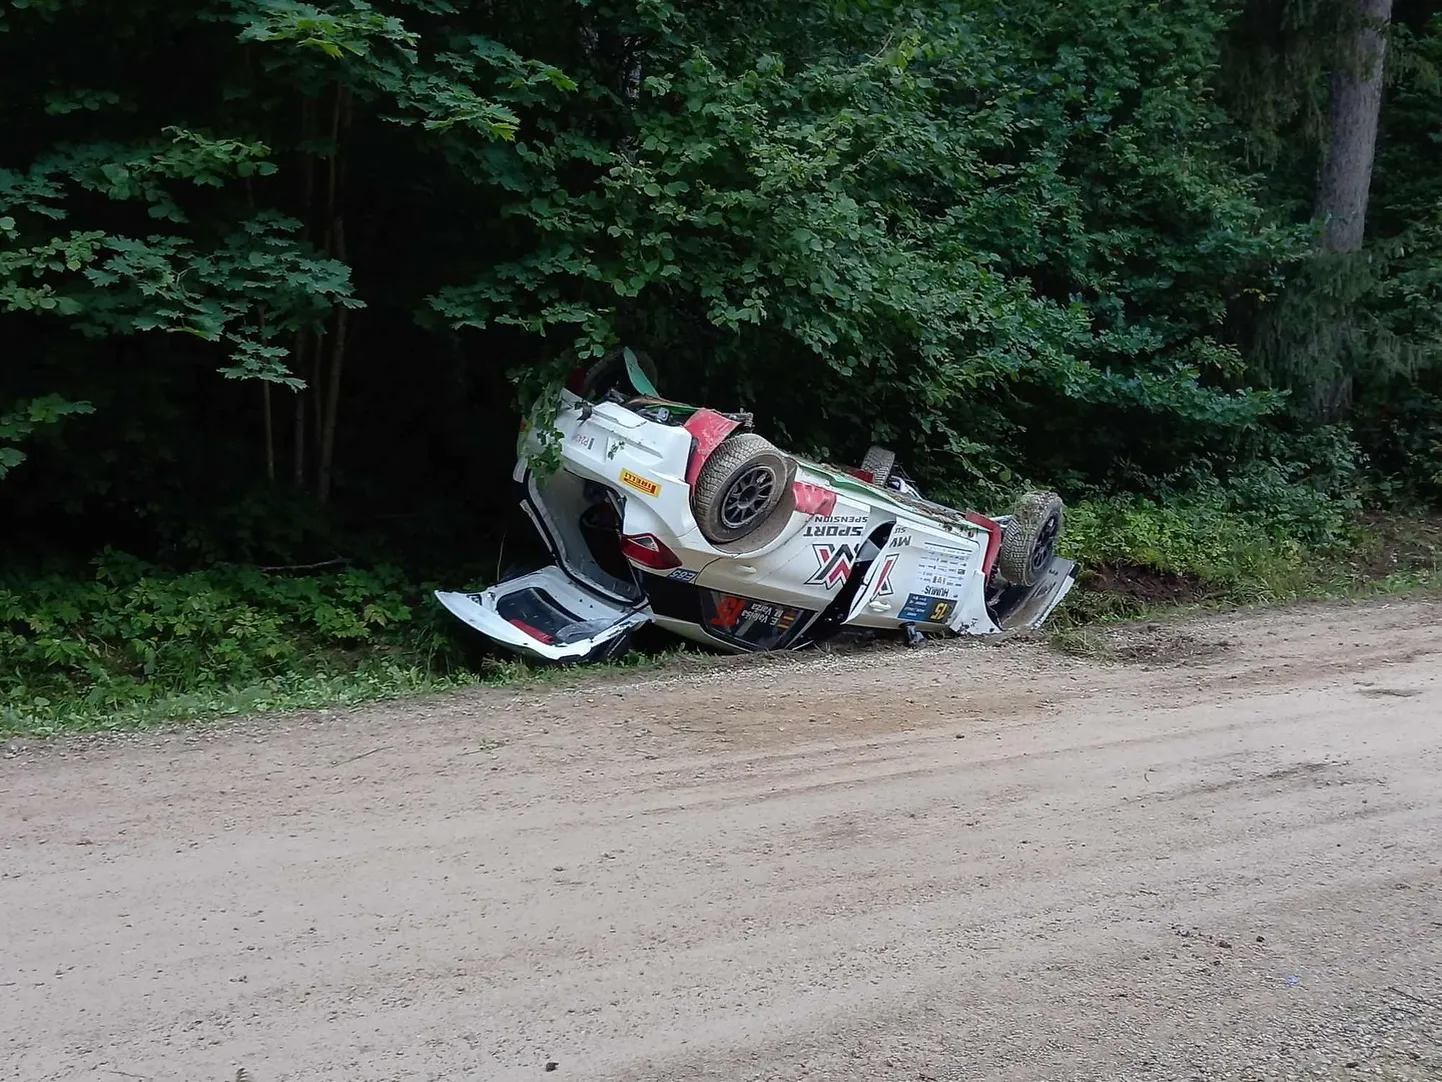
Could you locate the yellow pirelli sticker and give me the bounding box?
[619,468,662,498]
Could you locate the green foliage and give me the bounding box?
[1063,493,1313,590]
[0,554,446,730]
[0,0,1440,731]
[4,0,1439,510]
[1224,4,1442,431]
[0,394,94,477]
[0,551,697,735]
[429,0,1297,483]
[1058,499,1440,631]
[1057,435,1358,600]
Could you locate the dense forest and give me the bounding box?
[2,0,1439,730]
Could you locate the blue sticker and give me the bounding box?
[899,592,956,624]
[667,568,699,583]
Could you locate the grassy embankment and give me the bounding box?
[3,498,1438,737]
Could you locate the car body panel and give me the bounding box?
[645,576,826,655]
[434,569,649,663]
[442,384,1077,663]
[692,498,874,611]
[993,556,1079,631]
[842,515,992,631]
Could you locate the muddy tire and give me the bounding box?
[996,491,1064,588]
[860,445,896,486]
[692,433,791,544]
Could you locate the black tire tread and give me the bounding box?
[860,445,896,485]
[692,433,789,544]
[997,491,1064,587]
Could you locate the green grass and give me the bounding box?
[1047,508,1442,657]
[0,643,688,740]
[5,661,479,738]
[2,500,1438,739]
[0,553,690,738]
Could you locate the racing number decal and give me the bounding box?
[899,592,955,624]
[711,595,748,629]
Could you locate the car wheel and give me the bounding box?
[860,445,896,486]
[692,433,791,544]
[996,491,1064,588]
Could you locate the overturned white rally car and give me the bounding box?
[436,352,1077,663]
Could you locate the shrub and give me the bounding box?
[0,553,445,727]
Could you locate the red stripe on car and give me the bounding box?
[963,511,1003,577]
[792,481,837,517]
[682,409,742,485]
[508,619,555,644]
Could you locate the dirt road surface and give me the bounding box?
[4,598,1442,1082]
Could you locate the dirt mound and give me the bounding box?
[1083,561,1211,605]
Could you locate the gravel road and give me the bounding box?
[4,598,1442,1082]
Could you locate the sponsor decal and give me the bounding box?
[619,468,662,497]
[803,520,866,538]
[913,546,971,595]
[804,543,858,590]
[899,592,956,624]
[667,567,699,583]
[700,591,812,650]
[709,595,801,632]
[802,512,867,539]
[873,553,898,598]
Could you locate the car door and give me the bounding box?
[842,516,993,633]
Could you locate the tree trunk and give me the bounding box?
[317,220,348,506]
[294,97,317,491]
[1310,0,1392,420]
[292,331,307,488]
[1316,0,1392,254]
[257,309,275,482]
[315,82,350,506]
[262,382,275,482]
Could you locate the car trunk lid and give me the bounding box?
[435,567,651,663]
